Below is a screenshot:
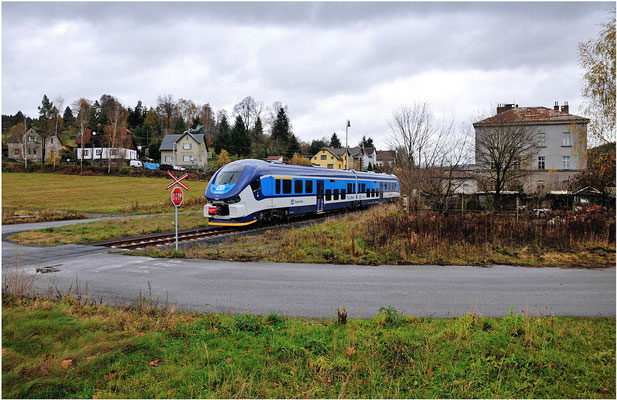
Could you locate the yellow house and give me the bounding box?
[310,147,362,170]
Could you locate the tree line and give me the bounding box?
[3,94,378,167]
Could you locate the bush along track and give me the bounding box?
[1,296,615,399]
[139,205,616,267]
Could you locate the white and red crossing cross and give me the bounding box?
[166,171,190,191]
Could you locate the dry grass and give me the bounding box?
[2,209,87,225]
[144,205,616,267]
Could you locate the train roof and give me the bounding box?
[224,159,398,181]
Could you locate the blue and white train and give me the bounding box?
[204,159,400,226]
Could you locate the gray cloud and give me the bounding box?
[2,2,611,149]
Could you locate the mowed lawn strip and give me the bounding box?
[2,173,209,214]
[2,297,615,399]
[9,211,208,245]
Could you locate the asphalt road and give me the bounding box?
[2,220,614,318]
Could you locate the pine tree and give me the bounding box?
[174,116,187,134]
[286,134,301,158]
[63,106,75,128]
[214,115,231,154]
[359,135,374,148]
[231,115,251,157]
[330,132,342,148]
[271,107,290,149]
[309,139,328,157]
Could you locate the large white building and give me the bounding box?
[473,102,589,192]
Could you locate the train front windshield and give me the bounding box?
[213,166,246,185]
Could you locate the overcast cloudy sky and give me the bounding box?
[1,1,612,148]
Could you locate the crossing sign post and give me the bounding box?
[166,172,189,250]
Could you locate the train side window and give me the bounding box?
[325,189,331,201]
[305,180,313,193]
[294,179,303,194]
[361,183,366,192]
[341,189,346,200]
[283,179,292,194]
[276,179,281,194]
[347,183,352,194]
[250,178,261,192]
[353,184,356,193]
[366,188,370,197]
[333,189,339,200]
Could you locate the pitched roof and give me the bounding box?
[265,155,283,160]
[474,106,589,127]
[376,150,396,162]
[159,132,205,151]
[7,127,38,144]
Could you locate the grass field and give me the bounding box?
[2,295,614,399]
[9,211,208,245]
[2,173,209,214]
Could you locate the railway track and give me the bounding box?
[91,205,380,250]
[91,227,237,250]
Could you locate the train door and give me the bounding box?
[380,182,384,201]
[316,180,324,211]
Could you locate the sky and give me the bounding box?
[1,1,612,149]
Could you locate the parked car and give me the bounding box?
[159,163,174,171]
[129,160,143,168]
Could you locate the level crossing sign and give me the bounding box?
[166,172,190,250]
[171,187,184,206]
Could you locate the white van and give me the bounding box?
[129,160,143,168]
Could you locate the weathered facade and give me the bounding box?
[474,103,589,193]
[7,127,43,163]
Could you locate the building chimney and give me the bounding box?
[554,101,559,111]
[560,101,569,114]
[496,103,516,114]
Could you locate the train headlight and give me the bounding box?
[225,196,241,204]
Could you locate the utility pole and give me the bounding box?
[345,120,349,170]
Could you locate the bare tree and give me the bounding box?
[156,94,177,135]
[177,98,199,128]
[104,98,129,173]
[474,122,539,207]
[388,102,464,210]
[73,98,92,171]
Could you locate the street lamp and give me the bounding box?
[345,119,351,170]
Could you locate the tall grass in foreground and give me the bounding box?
[2,295,615,399]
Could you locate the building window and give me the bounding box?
[562,156,570,170]
[330,156,333,160]
[14,149,19,155]
[183,143,192,150]
[321,155,327,160]
[327,164,333,169]
[305,180,313,193]
[165,156,173,162]
[562,132,571,146]
[538,133,546,147]
[96,149,102,156]
[183,155,191,162]
[27,136,32,142]
[283,179,292,194]
[294,179,303,194]
[84,149,89,157]
[33,149,37,155]
[538,156,545,170]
